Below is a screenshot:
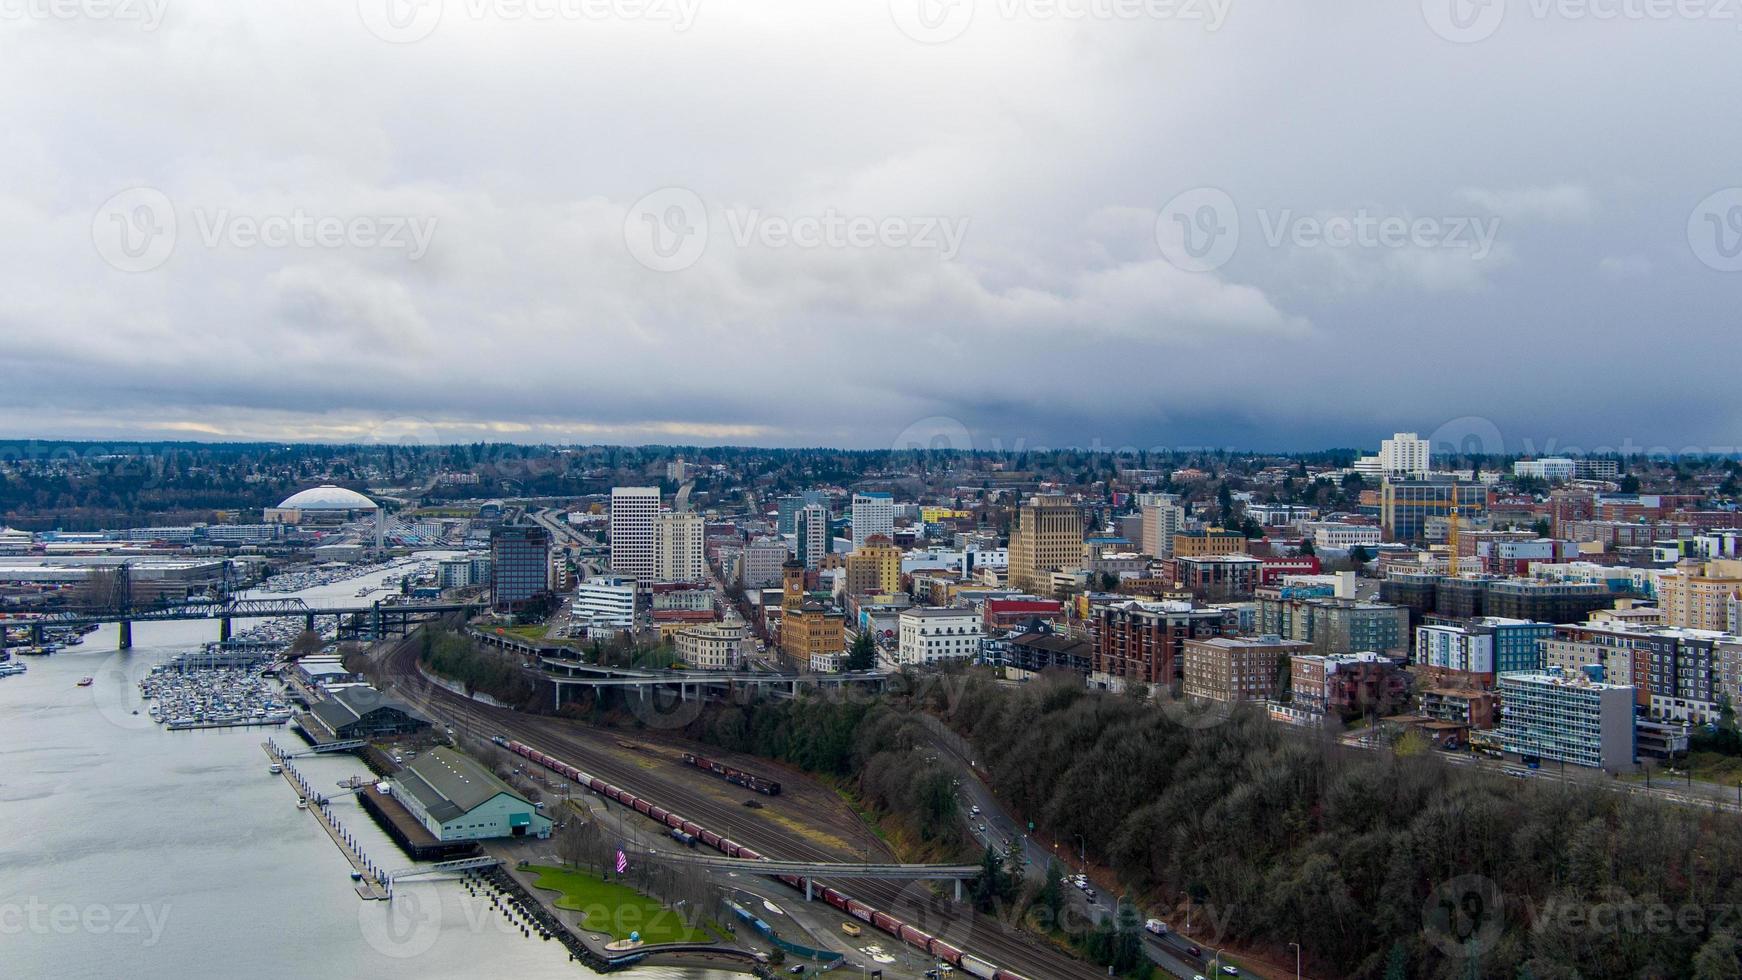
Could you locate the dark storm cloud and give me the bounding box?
[1,1,1736,451]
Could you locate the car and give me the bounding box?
[1083,889,1095,901]
[1194,975,1208,980]
[970,805,980,815]
[1188,945,1201,957]
[1221,967,1240,976]
[788,966,806,974]
[841,922,861,937]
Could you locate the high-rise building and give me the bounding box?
[490,524,551,613]
[1499,671,1636,771]
[653,511,705,583]
[1139,498,1185,557]
[1656,559,1742,632]
[1008,495,1083,594]
[850,492,895,551]
[609,487,661,580]
[1380,432,1431,478]
[843,534,902,596]
[796,503,831,570]
[740,537,790,589]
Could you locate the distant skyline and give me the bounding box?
[4,3,1738,455]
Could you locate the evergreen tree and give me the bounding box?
[845,631,877,672]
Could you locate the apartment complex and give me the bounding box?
[1289,651,1408,716]
[1656,559,1742,632]
[1172,529,1249,558]
[1498,671,1636,771]
[1257,592,1411,657]
[1139,497,1185,557]
[850,492,896,551]
[1182,635,1310,703]
[796,502,832,570]
[1008,495,1084,594]
[1092,600,1236,688]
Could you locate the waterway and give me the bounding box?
[0,554,733,980]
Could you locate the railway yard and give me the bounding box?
[378,636,1108,980]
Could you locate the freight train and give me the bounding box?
[681,752,782,796]
[506,739,1027,980]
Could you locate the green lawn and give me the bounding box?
[524,865,711,944]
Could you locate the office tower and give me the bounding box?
[654,511,705,583]
[609,486,661,580]
[1008,495,1083,594]
[490,524,551,613]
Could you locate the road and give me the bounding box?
[1338,733,1742,814]
[378,637,1106,980]
[919,716,1214,979]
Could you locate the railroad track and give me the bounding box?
[380,641,1108,980]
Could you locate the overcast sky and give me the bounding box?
[1,0,1737,456]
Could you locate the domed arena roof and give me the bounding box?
[277,485,378,511]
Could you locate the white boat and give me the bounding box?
[296,799,308,810]
[269,763,284,775]
[0,662,26,677]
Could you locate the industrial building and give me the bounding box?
[390,747,552,842]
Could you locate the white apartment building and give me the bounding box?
[609,487,661,581]
[1140,500,1185,557]
[850,492,896,551]
[897,608,983,666]
[1513,458,1577,481]
[796,503,831,570]
[1380,432,1431,478]
[654,511,705,582]
[1304,522,1382,551]
[571,576,636,632]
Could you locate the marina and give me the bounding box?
[141,659,293,731]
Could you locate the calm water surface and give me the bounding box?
[0,555,733,980]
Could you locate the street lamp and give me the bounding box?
[1288,941,1301,980]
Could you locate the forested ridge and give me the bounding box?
[925,673,1742,979]
[675,670,1742,979]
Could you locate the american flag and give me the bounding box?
[615,849,628,874]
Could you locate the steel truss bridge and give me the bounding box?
[6,598,486,650]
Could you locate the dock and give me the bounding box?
[263,740,391,900]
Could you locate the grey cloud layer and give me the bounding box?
[0,0,1735,452]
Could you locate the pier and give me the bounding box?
[263,740,391,900]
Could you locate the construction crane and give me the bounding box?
[1447,492,1462,577]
